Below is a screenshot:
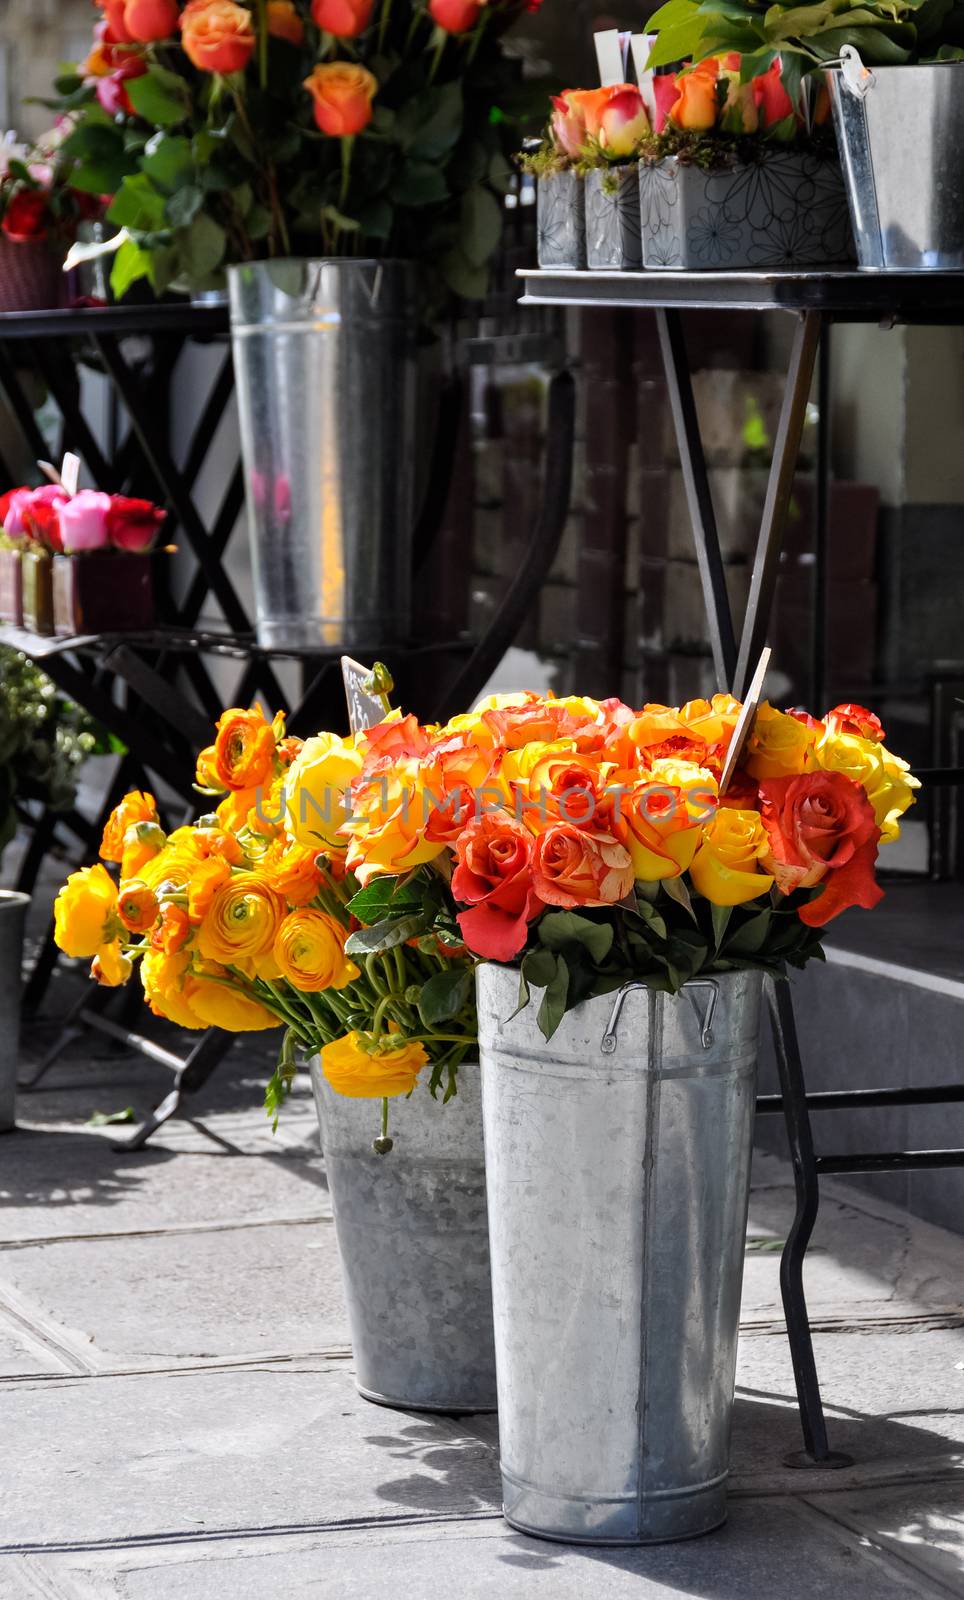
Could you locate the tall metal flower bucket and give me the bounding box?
[0,891,30,1132]
[828,63,964,269]
[477,964,762,1544]
[310,1058,497,1413]
[229,259,418,649]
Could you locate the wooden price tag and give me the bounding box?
[341,656,389,735]
[719,646,772,796]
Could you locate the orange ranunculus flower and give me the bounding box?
[285,731,363,851]
[117,880,160,935]
[744,702,818,781]
[689,808,774,906]
[303,63,377,136]
[310,0,374,36]
[344,759,447,884]
[262,841,324,906]
[669,62,720,132]
[100,790,159,863]
[531,824,633,909]
[195,743,221,792]
[123,0,179,42]
[267,0,305,43]
[192,825,244,865]
[321,1031,427,1099]
[54,864,122,958]
[120,821,166,879]
[183,964,279,1031]
[213,706,279,792]
[187,857,233,923]
[180,0,256,72]
[151,902,191,954]
[273,909,359,991]
[141,949,204,1029]
[613,758,718,881]
[196,871,285,966]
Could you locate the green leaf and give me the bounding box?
[126,66,192,128]
[265,1027,299,1132]
[644,16,711,66]
[245,203,273,241]
[537,954,570,1041]
[460,185,503,268]
[724,908,773,957]
[86,1106,135,1126]
[710,902,733,951]
[393,160,450,206]
[403,80,464,160]
[344,912,430,956]
[440,248,488,301]
[177,211,226,280]
[140,132,193,190]
[418,968,473,1028]
[662,874,698,923]
[109,237,152,300]
[538,911,614,965]
[357,197,393,238]
[347,877,422,921]
[165,184,204,227]
[107,173,168,231]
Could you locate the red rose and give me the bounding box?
[751,59,795,128]
[2,190,49,242]
[652,74,681,134]
[310,0,374,36]
[824,703,885,743]
[106,495,166,552]
[428,0,485,32]
[22,487,68,553]
[759,770,882,927]
[452,809,543,962]
[123,0,179,41]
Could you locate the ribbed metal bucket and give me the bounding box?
[229,259,418,649]
[477,964,762,1544]
[0,891,29,1132]
[828,64,964,269]
[310,1058,497,1413]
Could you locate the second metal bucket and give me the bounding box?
[477,964,762,1544]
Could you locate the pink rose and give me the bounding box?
[1,488,33,539]
[58,490,111,552]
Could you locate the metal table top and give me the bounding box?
[0,302,229,340]
[518,267,964,319]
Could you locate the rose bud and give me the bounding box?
[106,495,167,552]
[428,0,485,33]
[180,0,256,74]
[310,0,375,36]
[123,0,179,41]
[95,56,147,116]
[1,190,49,241]
[752,59,795,130]
[98,0,134,42]
[267,0,305,43]
[598,87,650,157]
[303,63,377,135]
[58,490,112,553]
[651,73,680,134]
[669,63,720,132]
[550,92,587,159]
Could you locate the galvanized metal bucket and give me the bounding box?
[828,63,964,270]
[310,1057,497,1413]
[229,259,418,649]
[0,891,29,1132]
[477,964,762,1544]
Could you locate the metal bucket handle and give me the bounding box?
[601,978,719,1055]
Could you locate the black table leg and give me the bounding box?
[114,1027,235,1152]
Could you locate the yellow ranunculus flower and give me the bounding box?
[54,864,121,958]
[91,942,133,987]
[689,808,775,906]
[285,731,363,851]
[99,791,159,864]
[120,821,166,881]
[744,703,817,780]
[183,966,280,1032]
[141,949,205,1030]
[812,727,920,843]
[273,909,359,992]
[321,1031,428,1099]
[196,872,284,966]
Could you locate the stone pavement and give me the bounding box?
[1,1003,963,1599]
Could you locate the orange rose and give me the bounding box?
[759,771,882,925]
[452,809,543,962]
[100,790,159,863]
[123,0,179,42]
[303,63,377,136]
[267,0,305,43]
[670,63,720,132]
[531,824,633,909]
[213,706,279,791]
[310,0,374,36]
[180,0,255,74]
[613,761,717,882]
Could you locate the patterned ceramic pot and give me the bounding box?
[585,166,643,270]
[639,152,854,271]
[536,171,586,270]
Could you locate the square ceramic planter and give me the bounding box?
[52,550,155,637]
[20,550,53,635]
[536,171,586,269]
[639,151,854,270]
[0,548,23,627]
[585,166,643,270]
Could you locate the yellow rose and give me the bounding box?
[344,760,446,885]
[285,732,363,851]
[273,910,359,992]
[812,727,919,843]
[612,758,718,881]
[54,864,121,958]
[196,871,284,968]
[183,966,280,1032]
[321,1031,428,1099]
[689,808,775,906]
[744,703,817,780]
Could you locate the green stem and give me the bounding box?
[378,0,393,50]
[339,135,355,213]
[253,0,269,88]
[381,1096,389,1139]
[391,944,407,995]
[427,31,446,86]
[365,953,390,998]
[372,994,394,1036]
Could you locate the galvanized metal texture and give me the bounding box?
[478,964,762,1544]
[310,1058,497,1414]
[828,64,964,270]
[229,259,418,649]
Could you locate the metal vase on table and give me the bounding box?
[310,1058,497,1413]
[828,62,964,269]
[0,891,30,1131]
[477,964,762,1545]
[229,259,418,650]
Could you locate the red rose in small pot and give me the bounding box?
[452,809,543,962]
[759,770,882,926]
[106,496,167,552]
[2,190,49,242]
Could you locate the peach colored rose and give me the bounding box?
[531,823,633,909]
[303,62,377,135]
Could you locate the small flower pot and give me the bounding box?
[536,171,587,270]
[585,165,643,270]
[52,550,155,638]
[0,236,65,314]
[20,549,53,635]
[0,548,23,627]
[639,151,854,271]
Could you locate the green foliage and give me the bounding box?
[646,0,964,71]
[0,648,104,862]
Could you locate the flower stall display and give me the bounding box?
[647,0,964,268]
[0,128,105,312]
[54,0,544,306]
[0,480,166,636]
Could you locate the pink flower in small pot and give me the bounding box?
[651,73,681,135]
[0,487,33,539]
[106,495,167,552]
[24,486,69,553]
[58,490,112,553]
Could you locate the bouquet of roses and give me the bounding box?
[0,483,166,555]
[0,126,104,249]
[54,685,916,1140]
